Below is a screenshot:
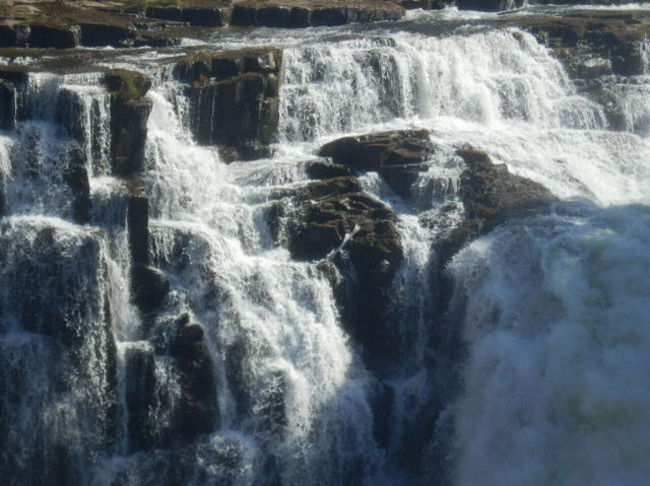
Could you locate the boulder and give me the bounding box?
[102,69,152,176]
[319,130,434,198]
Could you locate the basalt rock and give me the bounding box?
[132,264,170,314]
[79,22,138,47]
[170,314,219,442]
[175,48,282,160]
[231,0,404,28]
[102,69,152,176]
[125,180,150,266]
[65,144,91,224]
[28,23,80,49]
[319,130,434,198]
[506,10,650,76]
[0,66,27,130]
[457,0,523,11]
[270,170,404,373]
[438,148,555,263]
[146,3,232,27]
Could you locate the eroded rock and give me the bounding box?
[102,69,152,176]
[175,48,282,160]
[319,129,434,198]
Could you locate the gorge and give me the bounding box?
[0,1,649,485]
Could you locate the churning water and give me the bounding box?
[0,6,649,485]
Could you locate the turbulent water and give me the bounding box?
[1,5,649,486]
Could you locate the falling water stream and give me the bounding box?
[0,5,649,486]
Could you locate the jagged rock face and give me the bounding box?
[175,48,282,160]
[319,130,435,198]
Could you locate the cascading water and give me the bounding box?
[1,5,649,486]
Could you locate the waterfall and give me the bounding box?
[1,6,649,486]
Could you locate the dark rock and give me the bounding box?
[231,1,404,28]
[126,181,149,266]
[176,48,282,157]
[438,148,555,262]
[124,344,157,451]
[170,315,219,441]
[0,65,29,84]
[28,23,80,49]
[457,0,522,11]
[272,170,403,374]
[79,23,137,47]
[56,88,86,144]
[305,160,353,180]
[102,70,152,176]
[132,264,170,314]
[0,80,17,130]
[506,10,650,75]
[64,144,91,224]
[319,129,433,198]
[147,6,231,27]
[0,25,19,48]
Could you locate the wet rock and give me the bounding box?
[319,129,433,198]
[506,10,650,76]
[147,5,232,26]
[304,160,354,180]
[28,23,80,49]
[0,80,17,130]
[438,148,555,262]
[124,344,157,451]
[272,171,403,373]
[175,48,282,159]
[132,264,170,314]
[65,144,91,224]
[56,88,86,144]
[170,314,219,441]
[457,0,523,11]
[79,22,137,47]
[102,69,152,176]
[231,0,405,28]
[125,180,150,266]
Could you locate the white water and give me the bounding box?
[0,10,649,486]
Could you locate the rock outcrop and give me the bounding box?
[231,0,404,28]
[319,129,434,198]
[102,69,153,176]
[268,163,404,373]
[506,10,650,76]
[438,148,555,262]
[175,48,282,160]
